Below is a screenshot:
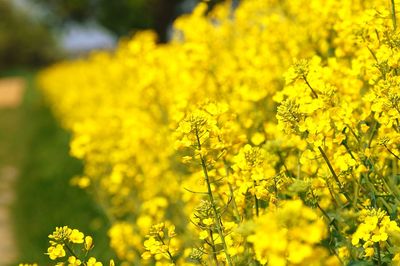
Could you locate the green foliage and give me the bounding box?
[0,1,59,70]
[32,0,228,41]
[34,0,174,37]
[0,71,113,264]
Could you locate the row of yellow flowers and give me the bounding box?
[26,0,400,265]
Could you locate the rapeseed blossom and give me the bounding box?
[28,0,400,265]
[45,226,113,265]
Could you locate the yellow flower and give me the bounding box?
[87,257,102,266]
[199,230,209,240]
[393,253,400,263]
[47,244,66,260]
[251,132,265,146]
[68,256,82,266]
[141,251,152,260]
[364,247,374,257]
[84,236,94,250]
[144,237,160,254]
[202,218,214,226]
[35,0,400,264]
[69,229,84,243]
[248,200,329,265]
[352,208,400,257]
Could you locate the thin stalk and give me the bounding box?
[253,181,260,217]
[317,210,345,266]
[346,124,360,144]
[326,181,341,208]
[342,141,356,160]
[353,177,360,208]
[228,183,241,223]
[368,121,379,148]
[391,0,397,30]
[157,235,176,264]
[381,176,400,204]
[364,174,379,207]
[223,159,241,223]
[311,191,344,265]
[377,197,393,213]
[363,172,393,212]
[318,146,353,205]
[384,144,400,160]
[208,229,220,266]
[63,241,79,259]
[277,151,291,177]
[376,242,382,266]
[370,165,400,203]
[195,129,233,266]
[254,196,260,217]
[310,190,338,229]
[366,46,379,63]
[302,75,318,99]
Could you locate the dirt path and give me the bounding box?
[0,77,25,265]
[0,77,25,108]
[0,166,19,265]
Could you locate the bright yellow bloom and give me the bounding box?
[248,200,331,265]
[87,257,102,266]
[68,256,82,266]
[352,208,400,257]
[35,0,400,264]
[47,244,66,260]
[84,235,93,250]
[69,229,84,243]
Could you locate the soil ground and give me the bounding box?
[0,77,25,265]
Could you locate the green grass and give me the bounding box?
[0,70,115,264]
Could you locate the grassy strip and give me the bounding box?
[0,70,114,264]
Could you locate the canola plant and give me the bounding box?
[24,0,400,265]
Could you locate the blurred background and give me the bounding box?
[0,0,229,264]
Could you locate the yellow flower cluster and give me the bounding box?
[35,0,400,265]
[47,226,84,260]
[141,222,179,264]
[247,200,335,265]
[352,208,400,258]
[44,226,114,266]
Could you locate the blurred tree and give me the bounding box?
[33,0,180,42]
[32,0,227,43]
[0,0,59,71]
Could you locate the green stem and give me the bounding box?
[208,229,220,266]
[313,201,344,265]
[318,146,352,205]
[195,129,233,266]
[158,235,176,264]
[384,144,400,160]
[228,183,241,223]
[253,181,259,217]
[368,161,400,203]
[326,181,341,208]
[63,241,79,260]
[302,75,318,99]
[223,160,241,223]
[368,121,379,148]
[366,45,379,63]
[391,0,397,30]
[376,242,382,266]
[254,195,259,217]
[363,173,393,212]
[346,124,360,144]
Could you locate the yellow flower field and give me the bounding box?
[29,0,400,265]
